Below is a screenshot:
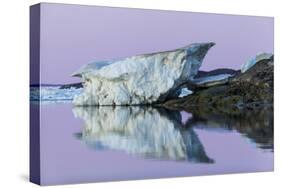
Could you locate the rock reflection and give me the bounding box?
[183,106,273,151]
[73,106,214,163]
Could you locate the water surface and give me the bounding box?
[37,103,273,185]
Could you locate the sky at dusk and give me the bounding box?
[36,3,273,84]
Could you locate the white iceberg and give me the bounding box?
[241,53,273,73]
[72,42,215,105]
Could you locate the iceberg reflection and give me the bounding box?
[73,106,214,163]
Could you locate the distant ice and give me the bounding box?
[30,86,83,104]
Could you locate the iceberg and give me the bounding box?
[72,42,215,105]
[241,53,273,73]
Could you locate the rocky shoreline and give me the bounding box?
[161,54,273,110]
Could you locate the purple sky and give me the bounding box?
[38,3,273,84]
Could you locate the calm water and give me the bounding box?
[35,103,273,185]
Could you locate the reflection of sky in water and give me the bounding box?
[180,111,192,124]
[37,104,273,185]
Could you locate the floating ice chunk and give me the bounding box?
[178,88,193,98]
[73,42,215,106]
[241,53,273,73]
